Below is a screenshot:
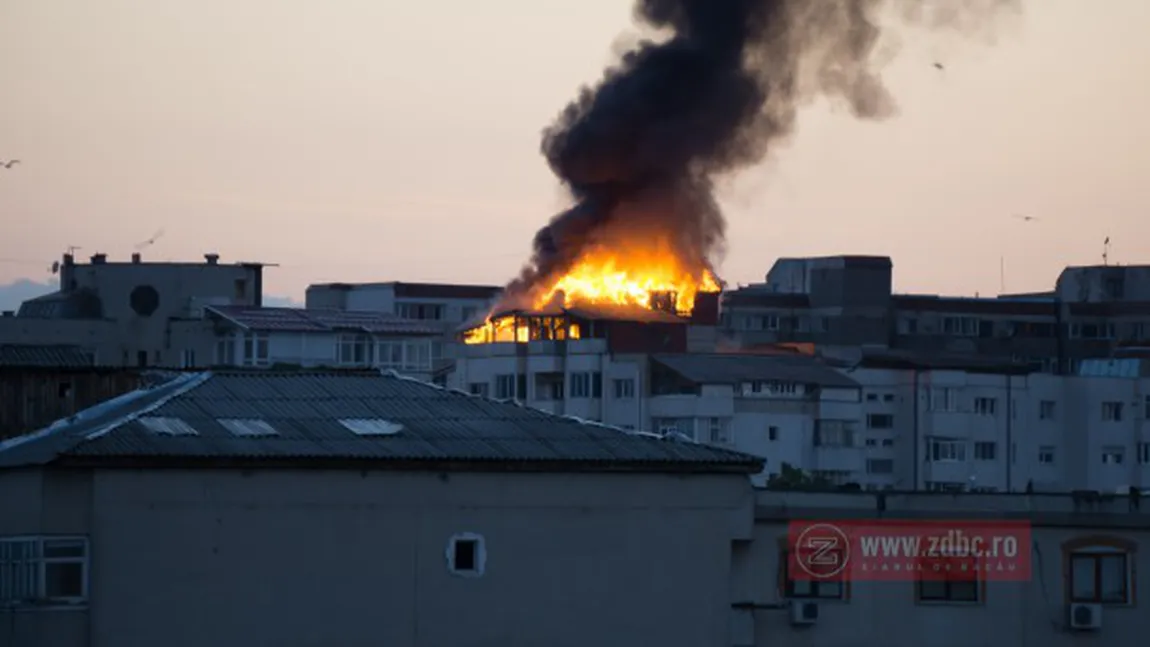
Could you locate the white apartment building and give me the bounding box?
[450,310,1150,493]
[304,281,501,328]
[170,305,443,381]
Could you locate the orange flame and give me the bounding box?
[462,234,719,345]
[533,243,719,313]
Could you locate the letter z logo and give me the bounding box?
[793,523,851,579]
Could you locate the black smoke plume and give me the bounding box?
[496,0,1019,311]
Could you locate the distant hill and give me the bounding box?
[0,279,299,312]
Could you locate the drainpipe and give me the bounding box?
[912,369,921,490]
[1006,371,1014,492]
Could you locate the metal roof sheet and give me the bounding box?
[0,344,97,368]
[0,370,760,473]
[207,306,440,336]
[652,353,860,389]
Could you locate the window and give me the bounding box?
[941,316,979,337]
[1039,400,1056,420]
[242,333,270,367]
[1102,401,1124,422]
[404,340,432,371]
[396,302,445,321]
[1101,447,1125,465]
[375,340,433,371]
[569,372,602,398]
[376,340,404,368]
[881,439,894,447]
[814,421,855,447]
[494,374,517,400]
[654,418,689,438]
[929,387,958,412]
[974,442,997,461]
[0,536,89,605]
[761,315,780,331]
[468,382,489,397]
[1038,446,1055,464]
[1140,443,1150,465]
[865,438,877,447]
[929,439,966,462]
[916,556,981,604]
[866,459,894,474]
[866,414,894,429]
[136,350,148,367]
[460,306,478,322]
[768,426,779,441]
[780,549,845,600]
[973,397,997,416]
[706,417,730,444]
[883,394,895,402]
[1068,548,1131,605]
[744,381,802,397]
[338,334,372,366]
[446,533,486,577]
[613,378,635,399]
[215,336,236,365]
[866,393,878,402]
[180,349,196,369]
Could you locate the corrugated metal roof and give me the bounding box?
[0,344,96,368]
[653,353,859,389]
[0,370,761,473]
[207,306,441,336]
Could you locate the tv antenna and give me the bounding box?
[134,228,165,251]
[1103,236,1111,266]
[65,245,81,256]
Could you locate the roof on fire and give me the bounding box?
[475,303,687,326]
[0,369,762,474]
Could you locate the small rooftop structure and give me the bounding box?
[0,369,762,472]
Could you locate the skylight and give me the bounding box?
[138,416,199,436]
[339,418,403,436]
[217,418,279,437]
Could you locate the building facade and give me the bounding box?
[0,369,758,647]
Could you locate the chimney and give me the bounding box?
[131,252,141,264]
[690,291,720,326]
[60,254,75,292]
[204,253,219,265]
[90,253,107,265]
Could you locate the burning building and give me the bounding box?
[463,0,1016,349]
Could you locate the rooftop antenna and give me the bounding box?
[65,245,81,256]
[134,228,165,251]
[1103,236,1111,266]
[999,256,1006,294]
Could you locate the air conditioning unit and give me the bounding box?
[789,600,819,626]
[1068,603,1102,630]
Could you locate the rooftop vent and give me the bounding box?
[90,253,107,265]
[339,418,403,436]
[204,253,219,265]
[131,252,141,264]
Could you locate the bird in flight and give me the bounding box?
[1013,214,1039,222]
[933,62,945,70]
[0,160,19,169]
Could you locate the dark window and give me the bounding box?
[136,351,148,367]
[1069,552,1129,604]
[453,539,477,572]
[782,550,844,599]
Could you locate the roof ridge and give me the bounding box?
[84,371,214,440]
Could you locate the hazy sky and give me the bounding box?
[1,0,1147,300]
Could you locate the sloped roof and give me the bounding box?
[653,353,859,389]
[0,369,761,473]
[207,306,440,336]
[0,344,96,368]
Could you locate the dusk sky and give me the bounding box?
[1,0,1147,301]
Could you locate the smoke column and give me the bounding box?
[498,0,1019,310]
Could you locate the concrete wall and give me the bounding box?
[737,490,1150,647]
[0,468,753,647]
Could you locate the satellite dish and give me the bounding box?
[51,261,60,274]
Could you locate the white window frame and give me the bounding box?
[1101,447,1125,465]
[0,536,90,607]
[445,532,486,578]
[973,397,997,416]
[705,417,730,445]
[1039,400,1056,420]
[1102,401,1124,422]
[929,387,958,412]
[494,374,517,400]
[929,439,966,462]
[215,335,236,366]
[612,378,635,399]
[569,372,591,398]
[241,332,270,367]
